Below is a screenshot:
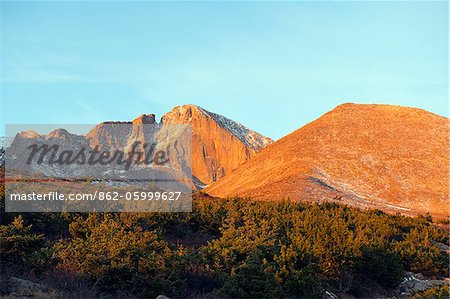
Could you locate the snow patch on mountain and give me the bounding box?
[196,106,273,151]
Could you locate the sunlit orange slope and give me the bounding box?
[205,103,449,217]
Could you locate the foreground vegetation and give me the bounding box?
[0,188,448,298]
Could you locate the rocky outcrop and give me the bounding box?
[161,105,273,185]
[84,104,272,185]
[205,103,449,217]
[6,105,272,187]
[0,277,49,298]
[46,128,72,139]
[397,272,449,297]
[85,122,133,152]
[133,114,156,125]
[17,130,43,139]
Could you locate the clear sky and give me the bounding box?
[1,1,448,140]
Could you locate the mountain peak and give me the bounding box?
[205,104,449,217]
[18,130,42,139]
[47,128,72,139]
[329,103,405,114]
[132,114,156,125]
[330,102,441,116]
[160,104,273,184]
[161,105,273,151]
[161,104,207,122]
[53,103,273,186]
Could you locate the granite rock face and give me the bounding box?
[6,105,273,188]
[161,105,273,185]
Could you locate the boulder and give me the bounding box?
[1,277,48,297]
[397,272,448,297]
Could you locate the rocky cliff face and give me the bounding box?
[7,105,272,187]
[161,105,273,185]
[205,103,449,217]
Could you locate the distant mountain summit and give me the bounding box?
[161,105,273,185]
[205,103,449,217]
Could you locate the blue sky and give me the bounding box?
[1,1,447,140]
